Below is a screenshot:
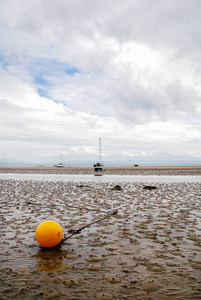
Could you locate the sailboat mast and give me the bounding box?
[99,137,101,163]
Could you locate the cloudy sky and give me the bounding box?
[0,0,201,165]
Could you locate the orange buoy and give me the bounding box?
[35,220,63,248]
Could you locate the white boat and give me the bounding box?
[54,152,65,168]
[94,162,104,176]
[55,162,65,168]
[134,155,139,167]
[94,138,104,176]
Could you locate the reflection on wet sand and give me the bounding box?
[35,247,64,273]
[0,171,201,299]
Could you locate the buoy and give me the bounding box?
[35,220,63,248]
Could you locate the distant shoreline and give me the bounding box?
[0,165,201,170]
[0,165,201,176]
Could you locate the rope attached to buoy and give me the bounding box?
[62,210,118,242]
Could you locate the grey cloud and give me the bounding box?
[102,1,201,51]
[2,0,201,56]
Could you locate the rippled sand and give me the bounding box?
[1,174,201,299]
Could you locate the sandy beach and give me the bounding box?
[0,166,201,299]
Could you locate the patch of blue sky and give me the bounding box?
[64,66,80,76]
[47,60,80,76]
[34,74,49,86]
[37,88,49,98]
[32,59,80,83]
[0,54,9,68]
[32,59,80,91]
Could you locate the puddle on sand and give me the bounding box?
[0,178,201,299]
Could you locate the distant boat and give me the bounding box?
[134,156,139,167]
[55,162,65,168]
[54,152,65,168]
[94,138,104,176]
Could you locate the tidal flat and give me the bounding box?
[0,170,201,299]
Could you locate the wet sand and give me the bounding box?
[0,167,201,299]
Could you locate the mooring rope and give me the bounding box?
[62,210,118,242]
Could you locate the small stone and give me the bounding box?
[111,185,123,190]
[142,279,160,292]
[143,186,157,190]
[106,274,121,283]
[63,277,78,287]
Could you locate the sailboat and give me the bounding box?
[93,137,104,176]
[54,152,65,168]
[134,155,139,167]
[55,162,65,168]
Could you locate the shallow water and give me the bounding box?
[1,173,201,183]
[0,176,201,299]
